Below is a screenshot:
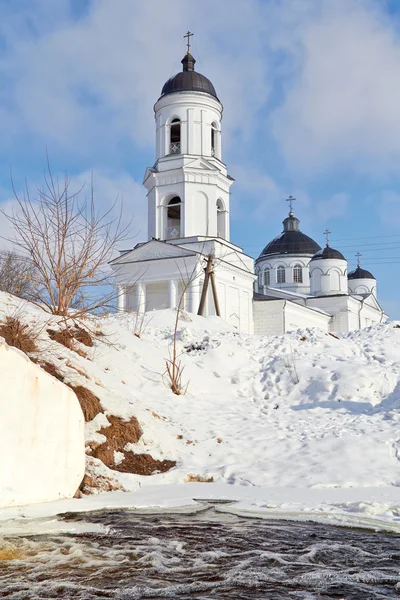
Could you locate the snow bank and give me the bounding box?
[0,290,399,529]
[0,337,85,508]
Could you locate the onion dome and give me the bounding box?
[348,266,375,280]
[160,53,218,100]
[311,246,346,261]
[258,212,321,258]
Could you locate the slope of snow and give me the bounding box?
[0,291,399,528]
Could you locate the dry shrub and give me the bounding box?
[68,385,102,422]
[73,326,94,347]
[114,453,176,476]
[38,361,65,382]
[94,415,143,457]
[0,316,38,354]
[92,416,176,475]
[47,325,93,352]
[47,327,75,349]
[328,332,340,340]
[184,473,214,483]
[78,472,124,495]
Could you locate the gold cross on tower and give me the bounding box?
[184,31,194,54]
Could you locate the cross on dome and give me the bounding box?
[286,195,296,216]
[324,229,331,247]
[356,252,362,267]
[184,31,194,54]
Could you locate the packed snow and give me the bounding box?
[0,291,400,530]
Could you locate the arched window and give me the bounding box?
[216,198,226,238]
[277,266,286,284]
[170,118,181,154]
[211,122,218,157]
[293,264,303,283]
[263,269,270,286]
[166,196,181,239]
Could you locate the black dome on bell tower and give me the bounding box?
[160,53,219,100]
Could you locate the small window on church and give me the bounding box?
[263,269,270,286]
[277,266,285,284]
[211,122,217,157]
[166,196,181,238]
[293,264,303,283]
[170,119,181,154]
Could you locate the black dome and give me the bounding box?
[258,213,321,259]
[311,246,346,261]
[160,53,218,100]
[348,266,375,280]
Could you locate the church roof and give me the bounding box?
[258,212,321,259]
[160,53,219,100]
[311,246,346,261]
[348,266,375,280]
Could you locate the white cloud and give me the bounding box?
[316,192,348,222]
[270,0,400,176]
[0,0,271,156]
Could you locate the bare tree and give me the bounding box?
[164,255,207,395]
[0,250,36,299]
[2,159,131,317]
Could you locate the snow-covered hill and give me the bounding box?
[1,291,400,528]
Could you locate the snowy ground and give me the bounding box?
[1,291,400,531]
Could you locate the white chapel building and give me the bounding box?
[110,45,387,335]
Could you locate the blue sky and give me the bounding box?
[0,0,399,317]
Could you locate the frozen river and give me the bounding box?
[1,506,400,599]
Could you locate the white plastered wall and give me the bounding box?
[145,90,232,242]
[0,339,85,508]
[310,258,348,296]
[253,299,330,336]
[256,254,313,295]
[113,238,255,333]
[154,92,223,160]
[348,277,377,298]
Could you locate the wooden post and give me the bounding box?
[197,255,213,316]
[209,270,221,317]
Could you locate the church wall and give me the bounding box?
[359,301,386,328]
[348,278,377,298]
[307,296,350,333]
[146,282,169,311]
[213,269,254,332]
[309,258,347,296]
[256,255,312,295]
[253,300,285,336]
[154,92,222,160]
[284,302,330,333]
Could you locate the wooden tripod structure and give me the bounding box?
[197,255,221,317]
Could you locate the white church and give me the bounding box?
[111,40,387,335]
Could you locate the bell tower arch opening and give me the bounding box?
[165,196,182,239]
[169,118,181,154]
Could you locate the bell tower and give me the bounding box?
[143,35,232,242]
